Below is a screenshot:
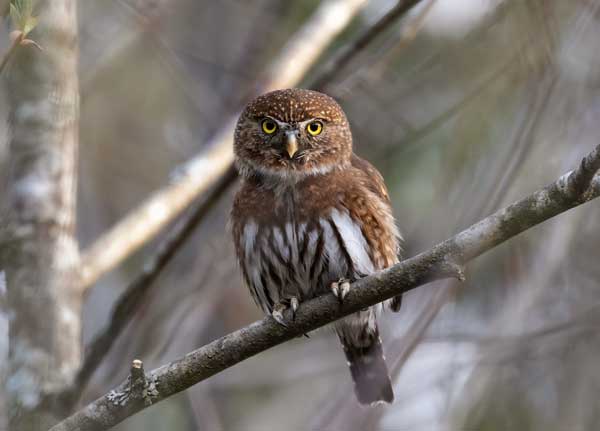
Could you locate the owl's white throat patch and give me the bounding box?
[236,158,340,186]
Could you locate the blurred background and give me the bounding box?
[3,0,600,429]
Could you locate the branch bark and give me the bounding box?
[51,144,600,431]
[2,0,81,428]
[78,0,370,289]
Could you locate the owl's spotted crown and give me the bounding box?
[234,88,353,180]
[243,88,347,123]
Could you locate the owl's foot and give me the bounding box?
[272,302,288,327]
[290,297,299,317]
[271,296,300,326]
[331,279,351,302]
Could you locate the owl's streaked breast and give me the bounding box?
[238,207,375,313]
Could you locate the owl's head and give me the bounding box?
[234,88,353,180]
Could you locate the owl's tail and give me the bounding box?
[337,313,394,405]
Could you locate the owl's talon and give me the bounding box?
[331,281,340,298]
[272,309,288,327]
[272,301,290,326]
[331,279,351,302]
[339,280,350,300]
[290,297,299,320]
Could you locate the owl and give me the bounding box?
[230,88,402,405]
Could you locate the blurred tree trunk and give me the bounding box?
[2,0,81,429]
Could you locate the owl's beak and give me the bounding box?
[285,131,298,159]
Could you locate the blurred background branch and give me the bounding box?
[313,0,428,90]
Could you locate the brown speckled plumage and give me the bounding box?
[231,88,402,405]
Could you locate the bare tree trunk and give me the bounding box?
[2,1,80,429]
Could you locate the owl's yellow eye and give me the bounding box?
[306,121,323,136]
[261,119,278,134]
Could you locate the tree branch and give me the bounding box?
[51,144,600,431]
[567,143,600,201]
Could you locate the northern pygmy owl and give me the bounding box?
[231,88,402,405]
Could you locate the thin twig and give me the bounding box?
[370,0,437,75]
[312,0,427,90]
[335,0,437,94]
[51,144,600,431]
[424,302,600,346]
[382,53,518,163]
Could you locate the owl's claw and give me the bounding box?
[272,306,288,327]
[331,279,351,302]
[272,297,300,326]
[290,297,299,320]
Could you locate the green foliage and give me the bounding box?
[9,0,37,36]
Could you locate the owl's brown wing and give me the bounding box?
[343,154,400,270]
[345,154,403,312]
[324,159,400,402]
[351,153,392,206]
